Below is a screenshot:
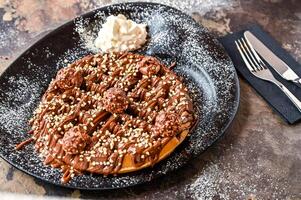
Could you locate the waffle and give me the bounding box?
[16,52,195,183]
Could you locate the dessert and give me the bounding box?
[16,52,195,183]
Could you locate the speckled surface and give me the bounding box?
[0,0,300,199]
[0,2,239,189]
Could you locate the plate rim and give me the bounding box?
[0,1,240,190]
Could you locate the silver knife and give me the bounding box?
[244,31,301,87]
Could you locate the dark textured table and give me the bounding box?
[0,0,300,199]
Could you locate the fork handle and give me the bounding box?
[273,80,301,112]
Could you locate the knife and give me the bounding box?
[244,31,301,87]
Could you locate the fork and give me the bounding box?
[235,37,301,113]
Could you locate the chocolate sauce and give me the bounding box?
[17,52,195,183]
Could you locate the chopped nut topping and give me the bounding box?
[16,52,195,184]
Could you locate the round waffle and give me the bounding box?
[16,52,195,183]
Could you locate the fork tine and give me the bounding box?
[237,39,258,71]
[235,40,255,72]
[241,38,264,70]
[236,39,259,71]
[244,36,267,69]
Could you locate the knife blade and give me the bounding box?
[244,31,301,87]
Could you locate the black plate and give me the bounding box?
[0,2,239,190]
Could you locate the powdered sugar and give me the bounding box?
[0,3,238,190]
[74,2,237,187]
[0,75,43,134]
[185,145,289,200]
[84,0,238,16]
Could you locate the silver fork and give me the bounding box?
[235,37,301,113]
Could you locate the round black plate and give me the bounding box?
[0,2,239,190]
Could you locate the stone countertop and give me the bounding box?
[0,0,300,199]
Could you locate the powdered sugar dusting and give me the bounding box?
[55,47,89,70]
[0,3,238,189]
[185,145,289,200]
[0,75,43,134]
[84,0,238,16]
[75,2,237,186]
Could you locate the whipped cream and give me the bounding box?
[94,14,147,52]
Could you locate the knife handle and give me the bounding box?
[292,78,301,88]
[274,80,301,112]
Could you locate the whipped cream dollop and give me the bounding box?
[94,14,147,52]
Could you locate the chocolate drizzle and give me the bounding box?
[16,52,195,183]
